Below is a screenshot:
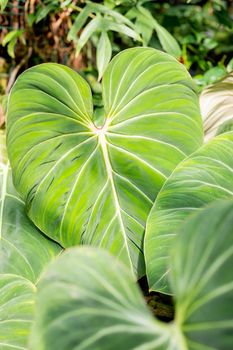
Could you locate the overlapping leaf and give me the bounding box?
[145,132,233,293]
[200,72,233,141]
[29,247,171,350]
[30,200,233,350]
[171,200,233,350]
[0,139,61,349]
[7,48,203,277]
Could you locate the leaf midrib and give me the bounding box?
[99,132,134,275]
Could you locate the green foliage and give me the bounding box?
[2,47,233,348]
[1,0,182,80]
[0,0,8,11]
[127,5,181,58]
[31,200,233,349]
[7,48,202,277]
[0,157,62,347]
[1,0,232,87]
[1,30,25,58]
[145,132,233,293]
[66,1,181,78]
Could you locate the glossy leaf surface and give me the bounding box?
[7,48,203,277]
[30,247,171,350]
[31,200,233,349]
[0,160,61,348]
[145,132,233,292]
[171,200,233,350]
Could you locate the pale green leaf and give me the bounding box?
[135,11,153,45]
[87,1,135,28]
[7,48,203,278]
[0,0,8,11]
[145,132,233,293]
[75,16,102,55]
[153,21,181,59]
[67,5,92,42]
[35,3,56,23]
[105,21,141,41]
[200,72,233,141]
[138,6,181,58]
[7,37,17,58]
[2,30,24,47]
[96,31,112,81]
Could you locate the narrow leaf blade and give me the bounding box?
[97,31,112,81]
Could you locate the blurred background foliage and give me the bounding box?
[0,0,233,124]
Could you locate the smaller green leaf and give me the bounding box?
[135,11,153,45]
[153,21,181,59]
[35,3,56,23]
[87,1,135,28]
[125,7,138,20]
[105,21,141,41]
[138,6,181,58]
[2,30,23,47]
[26,13,36,27]
[7,37,17,58]
[67,5,92,42]
[2,30,25,58]
[61,0,73,8]
[0,0,8,11]
[97,31,112,81]
[75,16,102,55]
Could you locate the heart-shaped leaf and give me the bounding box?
[7,48,203,277]
[145,132,233,293]
[30,199,233,349]
[0,157,61,348]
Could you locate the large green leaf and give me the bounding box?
[30,200,233,349]
[145,131,233,293]
[0,158,61,348]
[7,48,203,277]
[29,247,170,350]
[171,199,233,350]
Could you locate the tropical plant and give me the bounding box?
[145,131,233,293]
[0,0,181,80]
[3,47,233,349]
[0,151,62,348]
[7,47,202,278]
[30,199,233,350]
